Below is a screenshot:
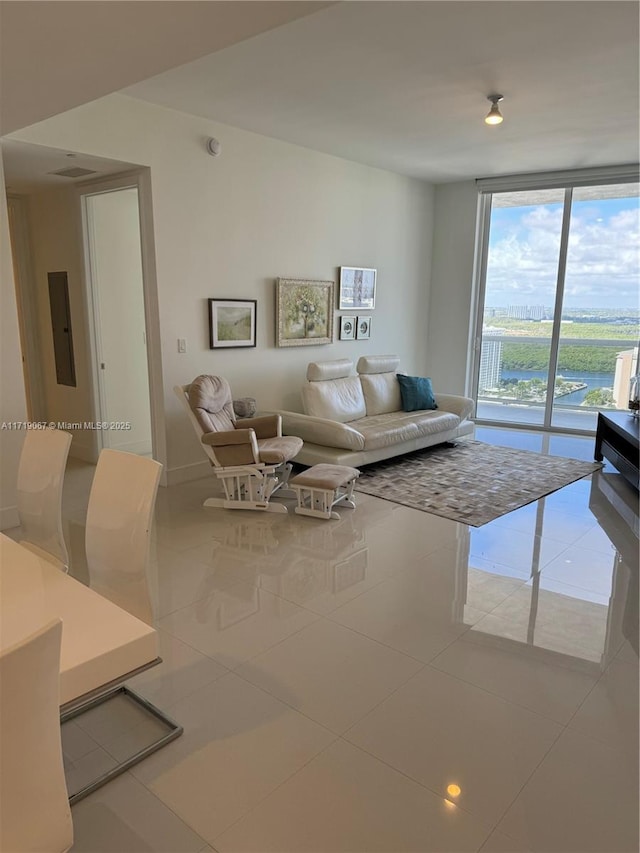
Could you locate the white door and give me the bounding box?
[83,186,152,455]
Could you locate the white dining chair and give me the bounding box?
[62,448,182,805]
[0,618,73,853]
[17,428,72,571]
[85,448,162,626]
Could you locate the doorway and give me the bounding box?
[81,180,152,455]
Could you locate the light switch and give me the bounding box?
[178,338,187,353]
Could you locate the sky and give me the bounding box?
[485,194,640,311]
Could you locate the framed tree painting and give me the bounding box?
[276,278,335,347]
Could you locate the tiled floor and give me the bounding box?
[15,426,640,852]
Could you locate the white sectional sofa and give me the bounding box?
[278,355,475,467]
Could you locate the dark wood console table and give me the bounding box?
[594,411,639,490]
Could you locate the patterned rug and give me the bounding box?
[354,440,602,526]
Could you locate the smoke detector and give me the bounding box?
[206,137,221,157]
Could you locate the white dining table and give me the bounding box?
[0,533,159,708]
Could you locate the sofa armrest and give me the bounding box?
[279,411,365,452]
[236,414,281,438]
[435,394,475,421]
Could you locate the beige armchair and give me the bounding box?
[175,375,303,513]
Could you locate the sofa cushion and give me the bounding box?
[360,372,403,415]
[302,376,367,422]
[354,410,459,450]
[397,374,438,412]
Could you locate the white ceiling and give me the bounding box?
[0,1,332,135]
[123,0,640,183]
[1,1,638,191]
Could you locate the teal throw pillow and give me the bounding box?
[397,374,438,412]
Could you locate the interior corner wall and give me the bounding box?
[0,155,28,528]
[25,187,96,461]
[10,94,435,481]
[427,180,479,394]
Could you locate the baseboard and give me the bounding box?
[0,505,19,531]
[166,459,211,486]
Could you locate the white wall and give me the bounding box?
[427,180,479,394]
[9,94,435,481]
[0,155,28,528]
[26,186,97,461]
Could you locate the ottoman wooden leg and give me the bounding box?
[289,465,360,521]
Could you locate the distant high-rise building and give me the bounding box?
[508,305,547,320]
[479,327,503,391]
[613,346,639,408]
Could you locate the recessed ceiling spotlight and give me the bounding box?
[485,94,504,125]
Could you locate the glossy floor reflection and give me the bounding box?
[35,428,640,851]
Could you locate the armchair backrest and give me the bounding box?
[186,375,236,433]
[175,382,215,467]
[175,377,261,469]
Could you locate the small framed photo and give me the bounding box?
[356,316,371,340]
[209,299,256,349]
[339,315,355,340]
[339,267,376,310]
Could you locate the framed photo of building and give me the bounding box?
[339,267,376,310]
[276,278,335,347]
[209,299,256,348]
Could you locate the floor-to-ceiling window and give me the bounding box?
[473,171,639,433]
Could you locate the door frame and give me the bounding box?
[6,194,46,421]
[77,169,167,483]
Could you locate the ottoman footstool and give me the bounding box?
[289,464,360,520]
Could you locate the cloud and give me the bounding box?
[486,202,640,307]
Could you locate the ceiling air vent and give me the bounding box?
[48,167,99,178]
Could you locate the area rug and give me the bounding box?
[354,440,602,526]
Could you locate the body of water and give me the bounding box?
[500,370,614,404]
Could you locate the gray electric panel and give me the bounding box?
[47,271,76,387]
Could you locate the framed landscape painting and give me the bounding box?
[209,299,256,348]
[276,278,334,347]
[339,267,376,310]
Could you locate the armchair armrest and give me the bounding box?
[201,429,261,467]
[278,411,365,452]
[435,394,475,421]
[235,414,282,438]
